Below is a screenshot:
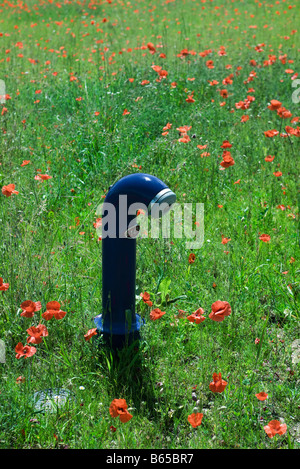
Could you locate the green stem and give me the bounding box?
[249,311,270,391]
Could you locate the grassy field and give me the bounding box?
[0,0,299,450]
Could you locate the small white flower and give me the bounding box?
[79,386,85,391]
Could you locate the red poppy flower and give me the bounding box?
[15,342,36,359]
[42,301,67,320]
[178,135,191,143]
[286,125,300,136]
[188,253,196,264]
[221,236,231,245]
[21,160,31,167]
[150,308,166,320]
[147,42,156,54]
[26,324,48,344]
[178,48,189,57]
[220,140,232,149]
[16,376,25,384]
[265,155,275,162]
[235,100,250,110]
[241,115,249,123]
[264,129,279,138]
[84,328,98,341]
[259,234,270,242]
[187,308,205,324]
[34,174,52,181]
[255,392,268,401]
[93,218,102,229]
[264,420,287,438]
[151,65,161,74]
[188,412,203,428]
[176,125,191,134]
[0,277,9,291]
[219,89,228,98]
[20,300,42,318]
[2,184,19,197]
[109,399,133,423]
[159,70,168,78]
[140,291,152,307]
[209,300,231,322]
[277,107,292,119]
[186,95,195,103]
[209,372,228,393]
[268,99,282,111]
[220,152,235,168]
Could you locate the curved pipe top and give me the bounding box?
[103,173,176,218]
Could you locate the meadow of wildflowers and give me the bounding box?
[0,0,299,450]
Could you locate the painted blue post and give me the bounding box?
[94,173,176,348]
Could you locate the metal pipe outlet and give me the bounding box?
[94,173,176,348]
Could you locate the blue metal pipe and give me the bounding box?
[94,173,176,348]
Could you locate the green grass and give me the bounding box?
[0,0,299,450]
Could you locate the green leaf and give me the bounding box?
[157,277,171,305]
